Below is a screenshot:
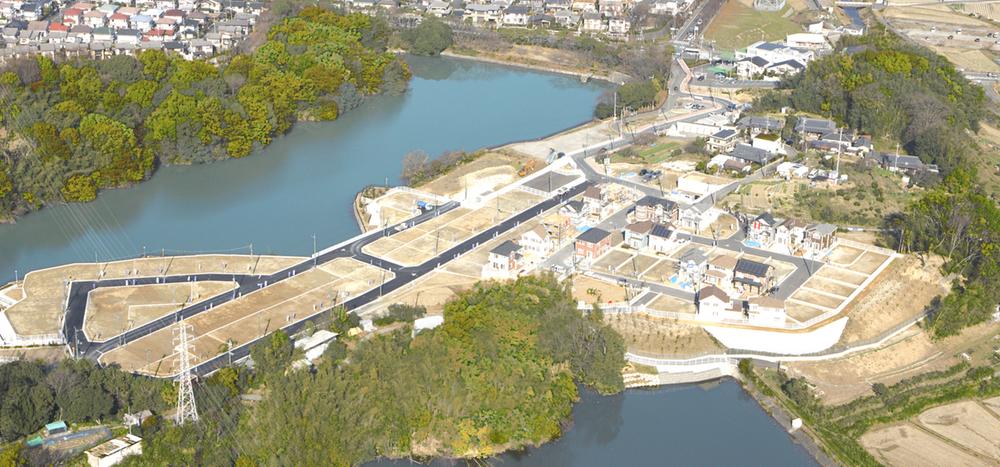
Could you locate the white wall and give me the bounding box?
[704,317,848,354]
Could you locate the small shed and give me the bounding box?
[45,421,67,436]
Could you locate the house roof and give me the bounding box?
[490,240,521,257]
[709,255,737,270]
[711,128,737,140]
[636,195,678,212]
[576,227,611,244]
[767,59,805,70]
[746,56,769,67]
[738,116,785,131]
[880,153,923,170]
[731,143,772,165]
[625,220,655,235]
[563,199,584,213]
[678,248,708,265]
[583,185,602,200]
[735,258,771,278]
[780,218,808,230]
[650,223,673,239]
[754,212,776,226]
[808,223,837,236]
[795,117,837,134]
[698,285,730,303]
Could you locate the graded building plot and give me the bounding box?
[0,346,67,364]
[364,270,479,315]
[592,250,634,272]
[861,422,988,467]
[641,259,679,284]
[814,266,868,286]
[784,301,828,323]
[852,251,891,275]
[5,254,303,336]
[647,294,695,314]
[626,255,659,276]
[572,275,628,303]
[102,260,390,376]
[497,190,544,213]
[882,5,992,27]
[917,400,1000,460]
[360,237,406,258]
[799,277,855,298]
[84,281,235,341]
[523,171,579,193]
[827,245,865,266]
[788,289,845,310]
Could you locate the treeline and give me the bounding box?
[0,7,411,220]
[889,168,1000,337]
[0,359,167,443]
[756,27,985,175]
[128,275,625,465]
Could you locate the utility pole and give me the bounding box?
[173,322,199,425]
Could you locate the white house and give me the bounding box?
[581,11,603,32]
[751,133,783,154]
[785,32,828,49]
[483,240,523,279]
[607,16,629,35]
[519,225,551,258]
[465,3,503,24]
[427,0,451,16]
[696,285,743,322]
[502,5,529,26]
[747,296,786,326]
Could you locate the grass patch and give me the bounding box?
[612,141,683,164]
[704,1,803,52]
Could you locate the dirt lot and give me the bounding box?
[84,281,235,341]
[0,346,66,363]
[787,322,998,404]
[417,151,533,199]
[100,258,389,376]
[917,400,1000,460]
[572,275,629,304]
[640,259,679,284]
[814,266,868,286]
[828,245,865,266]
[839,255,948,344]
[646,294,696,314]
[861,421,988,467]
[788,288,844,310]
[799,276,854,298]
[5,254,303,335]
[785,301,828,323]
[593,249,632,272]
[852,251,891,275]
[606,312,721,357]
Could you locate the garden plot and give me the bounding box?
[84,281,235,341]
[101,258,390,376]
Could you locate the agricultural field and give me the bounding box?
[862,398,1000,466]
[704,0,804,51]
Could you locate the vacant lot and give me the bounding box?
[641,259,679,284]
[417,151,532,199]
[101,258,389,376]
[839,255,947,344]
[85,281,235,341]
[593,249,632,272]
[800,276,854,298]
[6,254,302,335]
[646,294,696,314]
[705,0,803,52]
[572,275,628,304]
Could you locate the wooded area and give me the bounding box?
[0,7,410,221]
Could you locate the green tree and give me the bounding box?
[401,18,453,56]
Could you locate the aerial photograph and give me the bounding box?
[0,0,997,465]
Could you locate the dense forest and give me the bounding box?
[99,275,621,465]
[0,7,410,221]
[756,27,985,175]
[0,359,167,447]
[892,168,1000,337]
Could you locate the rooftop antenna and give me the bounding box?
[173,322,199,425]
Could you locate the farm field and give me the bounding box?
[704,0,803,51]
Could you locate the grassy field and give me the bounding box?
[612,140,683,164]
[704,0,803,52]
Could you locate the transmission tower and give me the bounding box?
[173,323,199,425]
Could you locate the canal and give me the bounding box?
[1,56,815,465]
